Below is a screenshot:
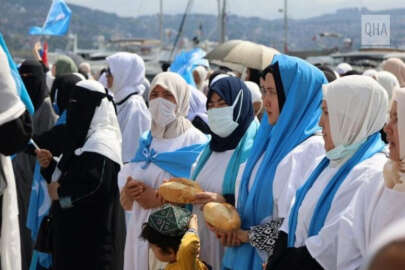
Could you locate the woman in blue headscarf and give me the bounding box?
[190,75,259,269]
[217,54,327,270]
[266,75,388,270]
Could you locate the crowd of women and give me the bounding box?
[1,39,405,270]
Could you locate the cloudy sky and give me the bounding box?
[65,0,404,19]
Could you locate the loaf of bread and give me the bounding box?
[203,202,241,231]
[158,178,203,204]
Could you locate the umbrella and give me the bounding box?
[210,60,244,74]
[206,40,280,70]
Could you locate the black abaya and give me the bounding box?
[49,152,125,270]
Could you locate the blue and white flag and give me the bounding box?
[29,0,72,36]
[0,32,34,115]
[169,48,209,87]
[27,163,52,269]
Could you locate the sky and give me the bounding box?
[65,0,405,20]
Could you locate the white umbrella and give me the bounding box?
[206,40,280,70]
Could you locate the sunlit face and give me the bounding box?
[207,92,227,109]
[106,68,113,89]
[253,101,263,117]
[260,73,280,125]
[319,100,335,152]
[150,244,176,263]
[384,102,400,161]
[149,85,177,105]
[193,70,201,87]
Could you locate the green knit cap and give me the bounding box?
[54,55,78,76]
[148,204,191,237]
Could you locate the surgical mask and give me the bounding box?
[326,140,365,161]
[207,90,243,138]
[149,97,177,127]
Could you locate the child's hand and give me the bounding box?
[189,214,198,231]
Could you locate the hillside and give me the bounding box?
[1,0,405,56]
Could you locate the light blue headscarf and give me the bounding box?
[287,132,385,247]
[0,32,34,115]
[131,131,207,178]
[223,54,327,270]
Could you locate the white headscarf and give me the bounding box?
[73,80,123,168]
[336,63,353,76]
[362,218,405,270]
[384,87,405,191]
[149,72,193,139]
[323,75,388,161]
[244,81,262,103]
[381,58,405,87]
[98,72,108,88]
[0,47,23,270]
[106,52,146,101]
[142,77,151,103]
[0,47,25,126]
[193,66,208,91]
[376,71,400,101]
[188,85,208,123]
[363,69,378,79]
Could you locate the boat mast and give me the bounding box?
[159,0,163,48]
[217,0,226,43]
[222,0,226,43]
[283,0,288,53]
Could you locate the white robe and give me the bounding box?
[0,155,21,270]
[280,152,387,270]
[0,46,24,270]
[116,89,151,163]
[336,166,405,270]
[192,149,244,269]
[119,127,207,270]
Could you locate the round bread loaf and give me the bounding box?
[203,202,241,231]
[158,178,203,204]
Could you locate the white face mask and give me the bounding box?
[149,97,177,127]
[207,90,243,138]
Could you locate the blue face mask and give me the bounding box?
[326,140,365,161]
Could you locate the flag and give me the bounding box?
[0,33,35,115]
[26,112,66,269]
[27,163,52,268]
[41,41,49,67]
[29,0,72,36]
[169,48,209,87]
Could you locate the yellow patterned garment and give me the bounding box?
[165,232,208,270]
